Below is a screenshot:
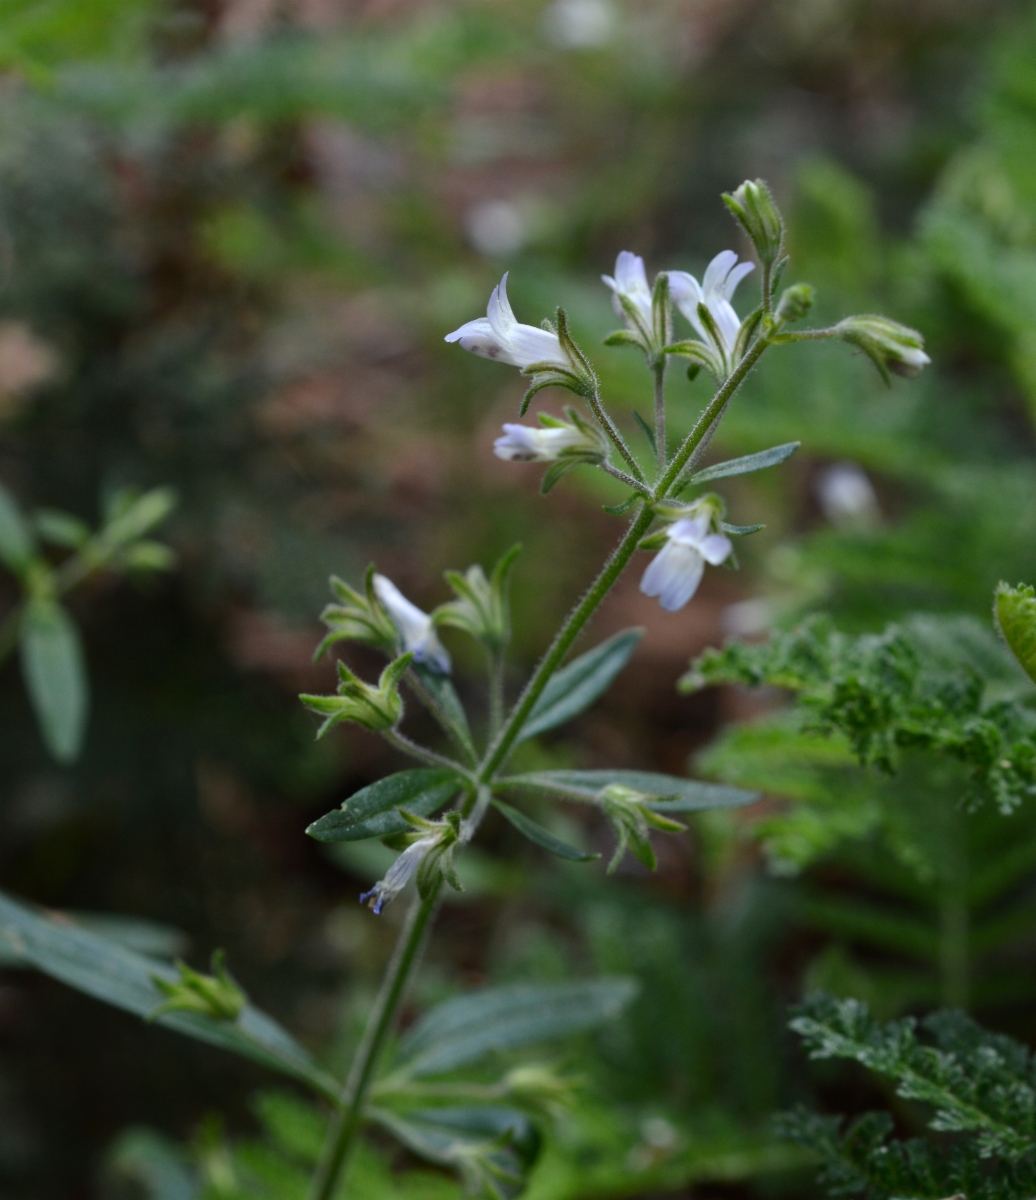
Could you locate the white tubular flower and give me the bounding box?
[640,515,733,612]
[359,835,437,914]
[602,251,653,325]
[494,418,602,462]
[668,250,754,368]
[444,273,567,370]
[372,575,452,674]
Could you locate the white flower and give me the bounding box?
[601,251,653,326]
[493,421,600,462]
[444,273,567,370]
[372,575,452,674]
[360,835,437,914]
[640,515,733,612]
[668,250,754,363]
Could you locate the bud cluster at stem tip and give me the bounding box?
[300,652,412,736]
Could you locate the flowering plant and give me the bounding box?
[0,181,929,1199]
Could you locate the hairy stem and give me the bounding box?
[586,388,645,483]
[600,462,650,495]
[488,650,505,742]
[655,339,768,499]
[308,888,441,1200]
[653,361,666,475]
[383,728,475,781]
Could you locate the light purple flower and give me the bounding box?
[493,422,599,462]
[640,516,732,612]
[444,273,567,370]
[668,250,754,359]
[360,835,437,914]
[373,575,451,674]
[601,250,653,326]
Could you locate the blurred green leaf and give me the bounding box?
[19,597,88,764]
[498,770,758,813]
[33,508,91,549]
[687,442,800,486]
[0,888,338,1100]
[392,979,638,1078]
[516,629,643,744]
[0,482,37,575]
[490,797,599,862]
[103,1126,199,1200]
[306,769,462,842]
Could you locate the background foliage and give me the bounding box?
[2,0,1036,1195]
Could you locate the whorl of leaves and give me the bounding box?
[681,616,1036,812]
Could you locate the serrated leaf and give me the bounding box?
[516,629,643,743]
[491,797,599,862]
[20,598,88,764]
[0,482,36,575]
[392,978,638,1078]
[688,442,800,485]
[497,769,758,812]
[0,888,338,1100]
[306,769,462,842]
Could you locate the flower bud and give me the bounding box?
[994,582,1036,685]
[300,652,412,736]
[775,283,815,324]
[598,783,685,872]
[149,950,245,1022]
[722,179,784,268]
[435,545,521,653]
[504,1065,579,1119]
[834,314,930,383]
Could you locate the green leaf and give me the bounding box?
[516,629,643,743]
[306,769,462,842]
[688,442,800,485]
[392,978,638,1078]
[496,769,759,813]
[103,1127,199,1200]
[0,910,188,968]
[994,581,1036,685]
[19,598,88,764]
[369,1105,539,1193]
[0,481,36,575]
[0,888,338,1101]
[490,797,599,862]
[603,494,640,516]
[33,509,92,549]
[722,522,765,536]
[632,409,656,452]
[411,662,477,762]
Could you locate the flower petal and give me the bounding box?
[640,541,705,612]
[443,317,520,365]
[614,251,650,298]
[504,322,567,369]
[707,297,741,351]
[487,272,517,338]
[702,250,739,297]
[699,533,733,565]
[720,259,754,301]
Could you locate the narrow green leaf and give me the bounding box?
[33,509,92,549]
[603,494,640,516]
[689,442,800,485]
[0,482,36,574]
[491,797,599,862]
[516,629,643,743]
[0,888,338,1100]
[410,663,476,762]
[392,978,639,1077]
[306,769,461,843]
[20,599,88,764]
[632,409,656,453]
[722,522,765,536]
[496,769,758,812]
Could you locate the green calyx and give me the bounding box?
[315,564,398,660]
[722,179,784,269]
[149,949,245,1023]
[774,283,815,324]
[434,545,521,653]
[597,783,686,873]
[300,652,413,736]
[994,582,1036,685]
[834,314,930,383]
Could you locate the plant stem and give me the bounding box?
[383,728,475,782]
[308,887,441,1200]
[488,650,505,742]
[653,362,666,475]
[586,388,645,483]
[656,339,768,500]
[599,462,650,494]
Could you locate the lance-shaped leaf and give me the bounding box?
[688,442,800,485]
[0,482,36,576]
[306,769,463,843]
[369,1106,538,1198]
[20,598,88,764]
[0,888,338,1101]
[410,663,477,763]
[496,769,759,813]
[391,978,638,1078]
[490,797,599,862]
[516,629,643,744]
